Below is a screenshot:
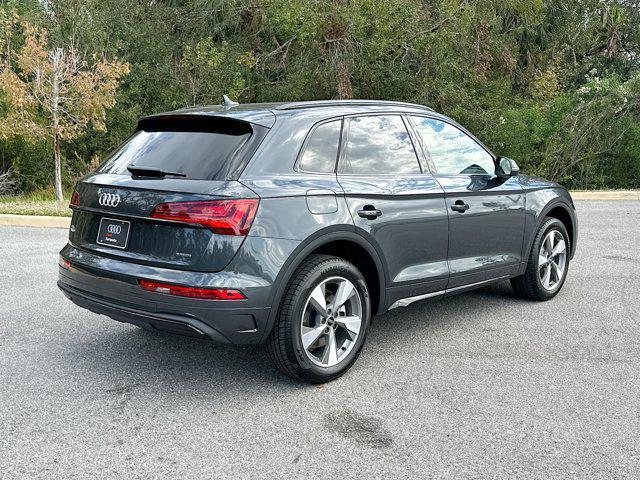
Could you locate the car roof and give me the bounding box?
[142,100,444,129]
[273,99,433,112]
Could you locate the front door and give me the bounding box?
[336,114,449,304]
[408,115,525,288]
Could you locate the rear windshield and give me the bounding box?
[97,117,255,180]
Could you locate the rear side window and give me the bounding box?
[98,117,255,180]
[298,119,342,173]
[410,116,495,175]
[339,115,420,175]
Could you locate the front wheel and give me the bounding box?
[511,217,570,301]
[266,254,371,383]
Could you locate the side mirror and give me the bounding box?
[496,157,520,178]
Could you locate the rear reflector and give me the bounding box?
[150,198,259,236]
[138,279,246,300]
[58,256,71,269]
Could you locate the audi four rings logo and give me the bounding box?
[98,192,121,207]
[107,224,122,235]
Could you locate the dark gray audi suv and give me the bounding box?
[58,99,577,382]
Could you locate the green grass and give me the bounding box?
[0,190,72,217]
[0,187,71,202]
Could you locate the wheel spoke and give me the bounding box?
[541,264,552,288]
[308,284,328,317]
[301,324,326,351]
[544,234,553,255]
[331,280,355,311]
[335,315,361,339]
[552,261,564,283]
[551,239,566,258]
[321,328,338,366]
[538,253,549,267]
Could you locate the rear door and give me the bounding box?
[336,114,449,303]
[409,115,525,288]
[69,115,266,272]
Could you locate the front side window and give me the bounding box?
[339,115,421,175]
[410,116,495,175]
[297,119,342,173]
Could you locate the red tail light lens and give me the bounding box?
[150,198,259,236]
[58,256,71,269]
[138,279,245,300]
[69,190,80,207]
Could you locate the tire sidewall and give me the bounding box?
[289,259,371,380]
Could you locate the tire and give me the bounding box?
[511,217,571,301]
[266,254,371,383]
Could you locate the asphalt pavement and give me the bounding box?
[0,200,638,479]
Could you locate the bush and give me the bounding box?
[1,1,639,191]
[0,168,16,195]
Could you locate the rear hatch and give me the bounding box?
[68,115,266,272]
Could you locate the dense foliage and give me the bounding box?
[1,0,639,193]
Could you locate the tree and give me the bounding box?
[179,37,247,106]
[1,1,639,192]
[0,18,128,201]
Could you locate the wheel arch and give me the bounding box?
[260,227,387,342]
[545,204,576,256]
[533,200,577,260]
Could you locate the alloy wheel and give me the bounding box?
[538,229,567,291]
[300,276,363,367]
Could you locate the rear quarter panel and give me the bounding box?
[243,175,354,241]
[240,109,358,242]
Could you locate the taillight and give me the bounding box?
[58,256,71,269]
[150,198,259,236]
[69,190,80,207]
[138,279,245,300]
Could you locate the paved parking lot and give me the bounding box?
[0,200,638,479]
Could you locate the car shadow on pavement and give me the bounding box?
[368,280,528,345]
[68,326,301,391]
[66,280,525,389]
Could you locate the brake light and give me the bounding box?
[138,279,245,300]
[69,190,80,207]
[150,198,259,236]
[58,256,71,269]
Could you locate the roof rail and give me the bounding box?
[274,99,434,112]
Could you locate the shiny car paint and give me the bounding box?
[58,100,577,345]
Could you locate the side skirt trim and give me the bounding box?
[388,276,510,310]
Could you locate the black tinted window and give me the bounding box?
[98,119,253,180]
[340,115,420,175]
[298,120,341,173]
[411,116,494,175]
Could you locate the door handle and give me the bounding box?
[451,200,470,213]
[357,205,383,219]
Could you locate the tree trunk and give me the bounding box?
[335,61,353,99]
[54,130,63,202]
[51,48,63,202]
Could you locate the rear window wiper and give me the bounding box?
[127,165,187,178]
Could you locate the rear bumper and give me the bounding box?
[58,281,234,342]
[58,244,273,344]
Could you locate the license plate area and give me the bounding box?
[96,218,131,250]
